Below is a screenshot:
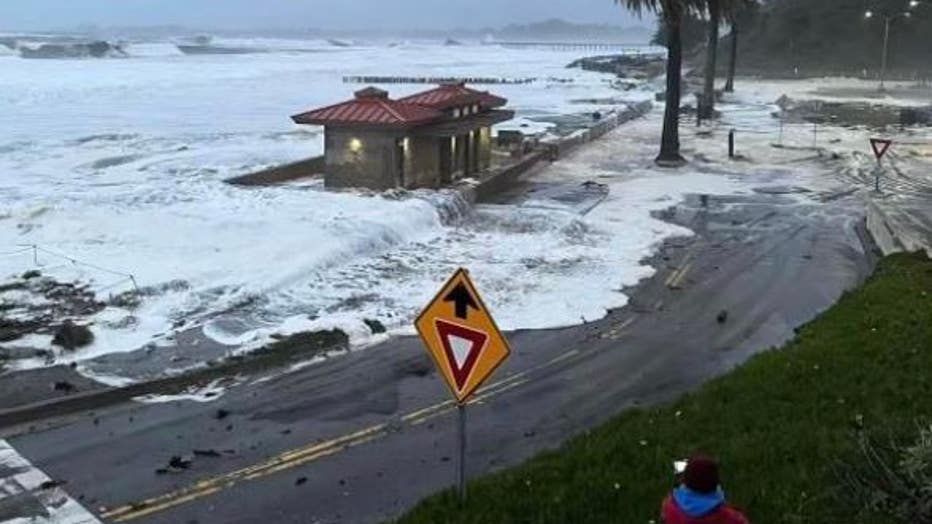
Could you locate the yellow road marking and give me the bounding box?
[103,424,388,521]
[102,348,586,522]
[599,315,637,340]
[616,316,636,331]
[664,250,694,288]
[111,486,220,522]
[669,262,693,289]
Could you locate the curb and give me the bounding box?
[0,333,348,429]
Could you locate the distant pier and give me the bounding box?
[343,76,537,85]
[492,41,657,53]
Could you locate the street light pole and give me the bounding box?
[880,16,891,91]
[866,1,921,92]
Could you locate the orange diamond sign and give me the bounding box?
[415,268,510,403]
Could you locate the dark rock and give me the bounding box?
[0,318,40,343]
[295,476,308,486]
[52,321,94,350]
[716,310,729,324]
[214,409,230,420]
[363,318,386,334]
[39,479,66,490]
[157,455,192,475]
[168,456,191,470]
[52,381,76,393]
[21,270,41,280]
[20,40,126,59]
[108,290,142,309]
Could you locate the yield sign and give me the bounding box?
[415,268,510,403]
[436,319,488,391]
[870,138,893,160]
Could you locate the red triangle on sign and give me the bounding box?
[870,138,893,160]
[435,319,488,392]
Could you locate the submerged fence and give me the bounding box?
[0,243,139,294]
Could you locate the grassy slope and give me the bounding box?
[395,253,932,524]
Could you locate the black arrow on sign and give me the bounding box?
[444,283,479,320]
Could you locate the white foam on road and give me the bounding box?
[0,439,101,523]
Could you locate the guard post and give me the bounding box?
[457,404,467,501]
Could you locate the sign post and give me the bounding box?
[457,404,466,501]
[870,138,893,193]
[415,268,510,502]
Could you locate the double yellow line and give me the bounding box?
[664,251,694,289]
[102,349,583,522]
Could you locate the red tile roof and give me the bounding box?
[398,83,507,111]
[292,84,508,128]
[292,87,443,127]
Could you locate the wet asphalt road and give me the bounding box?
[0,182,877,523]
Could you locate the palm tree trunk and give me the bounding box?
[657,2,685,165]
[724,22,737,92]
[699,0,720,119]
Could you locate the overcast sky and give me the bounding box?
[0,0,646,31]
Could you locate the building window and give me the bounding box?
[472,104,479,113]
[453,108,461,118]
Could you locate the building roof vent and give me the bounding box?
[354,87,389,99]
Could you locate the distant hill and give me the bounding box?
[488,18,652,44]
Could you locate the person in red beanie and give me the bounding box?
[661,455,750,524]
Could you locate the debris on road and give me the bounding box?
[155,455,193,474]
[52,380,76,392]
[363,318,386,334]
[39,479,67,490]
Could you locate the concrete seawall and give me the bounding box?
[472,100,653,201]
[542,100,653,158]
[226,156,325,186]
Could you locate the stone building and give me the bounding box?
[291,83,514,190]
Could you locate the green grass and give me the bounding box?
[395,253,932,524]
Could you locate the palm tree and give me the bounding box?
[617,0,700,166]
[724,1,759,92]
[698,0,722,119]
